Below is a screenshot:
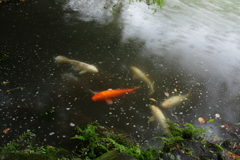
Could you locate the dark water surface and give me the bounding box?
[1,0,240,149]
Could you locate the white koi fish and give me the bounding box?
[149,105,168,131]
[54,55,98,74]
[161,90,191,108]
[130,66,154,96]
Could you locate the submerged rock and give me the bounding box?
[98,150,137,160]
[160,140,224,160]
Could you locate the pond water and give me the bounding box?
[1,0,240,150]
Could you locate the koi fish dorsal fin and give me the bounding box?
[106,99,113,105]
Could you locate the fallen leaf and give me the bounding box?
[221,124,230,130]
[149,98,157,102]
[234,145,240,149]
[207,119,215,123]
[228,151,240,158]
[173,88,177,92]
[234,123,240,125]
[47,145,53,149]
[3,128,10,133]
[198,117,207,124]
[164,92,169,97]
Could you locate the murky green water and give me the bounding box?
[1,0,240,149]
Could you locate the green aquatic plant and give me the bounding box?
[133,0,164,8]
[108,2,123,15]
[0,122,225,159]
[0,131,69,160]
[71,123,158,160]
[156,121,207,153]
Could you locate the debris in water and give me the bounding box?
[164,92,169,97]
[47,145,53,149]
[215,113,220,119]
[3,128,10,133]
[149,98,157,102]
[49,132,55,135]
[228,151,240,158]
[198,117,207,124]
[221,124,230,130]
[1,81,9,85]
[6,87,24,92]
[207,119,215,123]
[70,123,75,127]
[173,88,177,92]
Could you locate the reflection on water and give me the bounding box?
[1,0,240,150]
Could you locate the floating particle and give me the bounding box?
[70,123,75,127]
[215,113,220,119]
[49,132,55,135]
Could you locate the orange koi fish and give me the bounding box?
[91,88,138,104]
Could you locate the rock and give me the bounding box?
[98,150,120,160]
[98,150,137,160]
[113,152,138,160]
[160,140,224,160]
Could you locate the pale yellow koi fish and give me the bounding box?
[149,105,168,131]
[161,90,191,108]
[54,55,98,74]
[130,66,154,96]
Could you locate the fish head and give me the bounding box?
[130,66,139,73]
[91,93,104,101]
[54,55,69,63]
[130,66,136,70]
[88,65,98,73]
[150,105,158,112]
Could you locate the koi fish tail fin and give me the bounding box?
[132,86,141,93]
[54,55,71,63]
[134,86,140,90]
